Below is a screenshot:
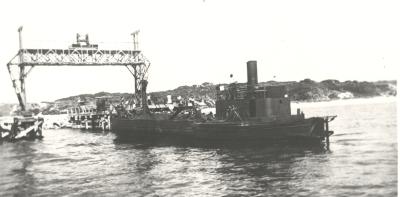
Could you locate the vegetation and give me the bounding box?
[0,80,396,116]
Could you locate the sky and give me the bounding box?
[0,0,399,103]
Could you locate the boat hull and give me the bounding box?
[111,117,326,144]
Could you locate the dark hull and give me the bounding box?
[111,117,327,145]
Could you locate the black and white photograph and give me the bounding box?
[0,0,398,196]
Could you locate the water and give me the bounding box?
[0,98,397,196]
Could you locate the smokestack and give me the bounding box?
[247,61,258,86]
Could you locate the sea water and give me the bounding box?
[0,97,397,196]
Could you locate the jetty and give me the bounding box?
[3,27,150,140]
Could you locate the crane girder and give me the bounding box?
[7,47,150,112]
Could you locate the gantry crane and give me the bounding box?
[6,27,151,112]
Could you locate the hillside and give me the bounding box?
[147,79,396,103]
[0,79,396,116]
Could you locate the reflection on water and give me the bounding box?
[0,99,397,196]
[0,142,38,196]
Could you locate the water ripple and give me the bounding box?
[0,100,397,196]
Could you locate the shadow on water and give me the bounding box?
[0,140,41,196]
[211,147,320,195]
[113,135,329,151]
[112,136,330,196]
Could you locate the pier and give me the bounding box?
[2,27,150,140]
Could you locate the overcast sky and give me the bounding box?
[0,0,399,103]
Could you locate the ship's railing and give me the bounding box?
[217,83,280,101]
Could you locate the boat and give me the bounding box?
[0,116,44,142]
[111,61,336,145]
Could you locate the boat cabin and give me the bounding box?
[215,61,291,121]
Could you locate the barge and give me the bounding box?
[111,61,336,145]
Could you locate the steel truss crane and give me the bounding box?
[7,27,150,111]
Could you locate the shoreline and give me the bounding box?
[0,96,396,119]
[291,95,396,108]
